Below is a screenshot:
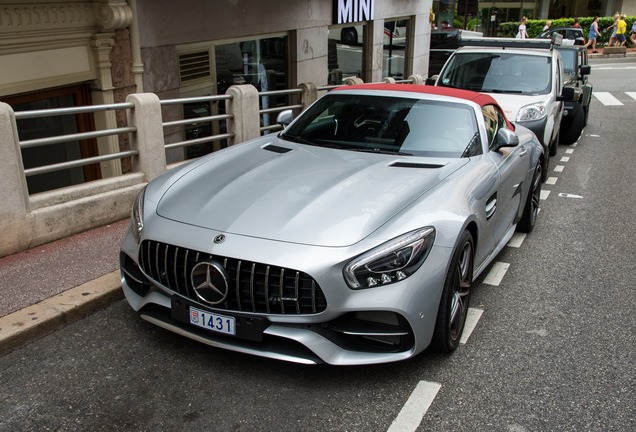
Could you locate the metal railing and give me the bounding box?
[12,75,421,182]
[15,103,138,177]
[160,94,233,151]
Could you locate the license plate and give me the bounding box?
[188,306,236,336]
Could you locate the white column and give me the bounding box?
[126,93,166,182]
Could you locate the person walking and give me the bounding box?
[606,14,619,47]
[516,17,528,39]
[573,18,580,28]
[543,20,552,32]
[616,14,627,47]
[585,16,600,52]
[630,20,636,48]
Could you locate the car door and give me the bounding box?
[483,105,529,244]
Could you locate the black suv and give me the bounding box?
[537,27,585,46]
[556,45,592,144]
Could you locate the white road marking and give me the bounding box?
[460,307,483,344]
[388,381,442,432]
[570,142,578,147]
[507,232,527,248]
[589,135,600,138]
[593,92,623,106]
[559,193,584,199]
[560,156,570,162]
[483,262,510,286]
[627,92,636,101]
[554,165,564,172]
[540,190,550,200]
[546,177,558,185]
[565,149,574,154]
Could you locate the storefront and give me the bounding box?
[0,1,432,193]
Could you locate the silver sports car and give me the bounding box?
[120,84,544,365]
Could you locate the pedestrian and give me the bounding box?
[616,14,627,47]
[573,18,580,28]
[606,14,619,47]
[516,17,528,39]
[585,16,600,52]
[630,20,636,47]
[543,20,552,32]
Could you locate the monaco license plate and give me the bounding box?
[189,306,236,336]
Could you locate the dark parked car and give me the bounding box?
[556,45,592,144]
[537,27,585,46]
[428,29,483,77]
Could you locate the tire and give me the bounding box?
[341,27,358,45]
[432,230,474,353]
[517,162,542,233]
[559,103,585,145]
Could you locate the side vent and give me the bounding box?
[178,50,211,84]
[263,144,293,154]
[390,162,445,169]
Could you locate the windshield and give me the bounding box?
[280,94,481,158]
[439,53,552,95]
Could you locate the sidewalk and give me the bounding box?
[588,45,636,58]
[0,220,129,355]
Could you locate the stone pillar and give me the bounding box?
[126,93,166,182]
[226,85,260,146]
[0,103,31,256]
[299,82,318,110]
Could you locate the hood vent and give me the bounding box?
[390,161,445,169]
[263,144,293,154]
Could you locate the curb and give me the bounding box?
[0,270,123,356]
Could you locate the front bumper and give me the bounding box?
[119,223,452,365]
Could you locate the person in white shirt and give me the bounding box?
[516,17,528,39]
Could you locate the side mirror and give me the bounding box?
[494,128,519,151]
[557,86,575,101]
[580,65,591,76]
[276,109,294,128]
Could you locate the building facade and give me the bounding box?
[0,0,433,194]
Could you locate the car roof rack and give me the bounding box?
[460,33,563,50]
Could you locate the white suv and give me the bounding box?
[434,37,573,180]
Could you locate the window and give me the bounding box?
[382,19,409,80]
[328,24,366,84]
[3,84,101,194]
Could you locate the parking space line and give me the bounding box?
[593,92,623,106]
[540,190,550,200]
[546,177,558,185]
[554,165,564,172]
[626,92,636,101]
[460,307,483,344]
[560,156,570,162]
[388,381,442,432]
[483,262,510,286]
[507,232,526,248]
[565,149,574,154]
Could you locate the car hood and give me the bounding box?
[156,137,469,247]
[486,93,549,123]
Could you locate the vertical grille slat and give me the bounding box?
[138,240,326,315]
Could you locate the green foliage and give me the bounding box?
[453,19,464,29]
[500,16,636,46]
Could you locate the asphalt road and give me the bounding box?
[1,57,634,431]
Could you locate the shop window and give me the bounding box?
[183,35,289,159]
[3,84,100,194]
[383,19,409,80]
[328,24,367,84]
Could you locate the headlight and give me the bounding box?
[516,103,547,122]
[131,187,146,243]
[344,227,436,289]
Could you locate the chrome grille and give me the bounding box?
[139,240,327,315]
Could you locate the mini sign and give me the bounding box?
[334,0,375,24]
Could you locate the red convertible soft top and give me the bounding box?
[335,84,515,130]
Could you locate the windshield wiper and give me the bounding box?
[484,89,524,94]
[350,147,412,156]
[280,134,316,146]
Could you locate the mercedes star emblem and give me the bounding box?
[190,261,229,305]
